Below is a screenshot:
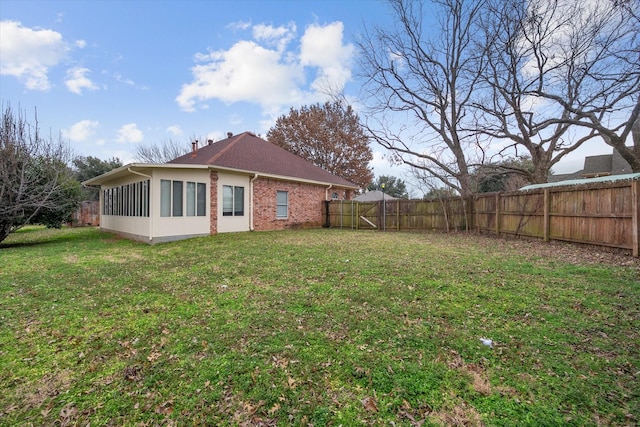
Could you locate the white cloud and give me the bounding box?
[166,125,183,136]
[176,40,305,112]
[65,67,99,94]
[300,22,354,94]
[63,119,99,142]
[253,22,296,52]
[176,21,354,114]
[116,123,144,143]
[227,20,252,31]
[0,20,68,90]
[75,39,86,48]
[114,73,135,86]
[228,114,243,126]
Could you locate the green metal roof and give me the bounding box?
[519,173,640,191]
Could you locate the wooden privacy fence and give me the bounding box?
[326,179,640,256]
[69,201,100,227]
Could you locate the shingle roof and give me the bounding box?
[582,154,612,175]
[353,190,398,202]
[612,148,632,174]
[168,132,357,188]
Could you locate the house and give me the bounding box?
[83,132,358,243]
[353,190,397,202]
[549,146,633,182]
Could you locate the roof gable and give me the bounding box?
[582,154,612,175]
[353,190,398,201]
[168,132,357,188]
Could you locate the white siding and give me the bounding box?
[150,169,210,242]
[217,172,251,233]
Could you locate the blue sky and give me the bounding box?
[0,0,614,190]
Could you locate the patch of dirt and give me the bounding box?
[465,233,640,271]
[16,370,74,409]
[440,350,492,396]
[430,402,485,426]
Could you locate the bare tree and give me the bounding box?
[0,103,77,243]
[477,0,640,180]
[359,0,487,197]
[134,139,190,163]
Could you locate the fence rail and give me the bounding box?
[326,179,640,256]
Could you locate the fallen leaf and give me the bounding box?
[362,396,378,412]
[268,403,281,415]
[287,377,297,389]
[147,351,162,362]
[59,402,78,419]
[155,400,174,415]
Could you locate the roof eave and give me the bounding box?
[82,163,209,186]
[208,165,359,189]
[82,162,359,189]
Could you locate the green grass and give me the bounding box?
[1,226,638,426]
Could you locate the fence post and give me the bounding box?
[474,196,479,233]
[397,199,400,231]
[632,180,639,257]
[351,200,354,229]
[543,189,550,242]
[495,193,500,235]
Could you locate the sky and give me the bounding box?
[0,0,618,193]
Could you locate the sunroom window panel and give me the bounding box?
[160,180,171,217]
[234,186,244,216]
[186,182,196,216]
[172,180,183,216]
[223,185,233,216]
[196,183,206,216]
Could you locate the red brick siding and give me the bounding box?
[209,171,218,234]
[253,178,328,231]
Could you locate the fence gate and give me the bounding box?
[326,200,380,229]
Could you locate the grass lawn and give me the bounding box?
[1,226,638,426]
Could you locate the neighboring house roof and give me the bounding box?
[612,148,633,174]
[548,146,633,183]
[582,154,614,176]
[353,190,398,202]
[84,132,358,189]
[168,132,357,188]
[520,172,640,191]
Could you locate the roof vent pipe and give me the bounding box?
[207,139,213,145]
[227,132,233,138]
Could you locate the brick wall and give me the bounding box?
[253,178,330,231]
[209,171,218,234]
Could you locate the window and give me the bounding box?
[172,180,183,216]
[186,182,196,216]
[103,179,150,217]
[160,180,171,217]
[142,180,149,217]
[223,185,244,216]
[196,183,206,216]
[186,182,207,217]
[161,179,206,217]
[276,190,288,218]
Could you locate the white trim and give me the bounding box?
[84,163,357,190]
